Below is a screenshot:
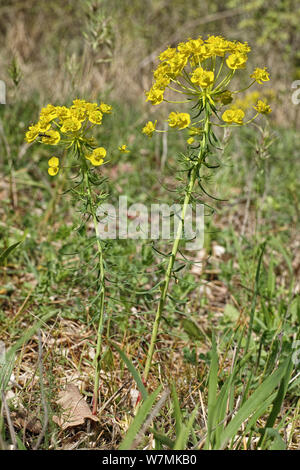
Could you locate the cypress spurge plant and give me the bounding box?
[142,35,272,381]
[25,98,114,414]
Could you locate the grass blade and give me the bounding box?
[204,333,218,449]
[171,381,182,437]
[0,241,22,265]
[111,342,148,400]
[173,406,198,450]
[219,358,289,449]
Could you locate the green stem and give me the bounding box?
[143,104,210,382]
[83,168,105,415]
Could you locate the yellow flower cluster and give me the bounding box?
[25,99,114,174]
[25,99,112,145]
[145,36,253,105]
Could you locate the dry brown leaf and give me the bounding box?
[52,384,98,430]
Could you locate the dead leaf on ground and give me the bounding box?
[10,409,42,434]
[52,384,98,430]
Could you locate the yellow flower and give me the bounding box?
[86,147,106,166]
[70,107,87,122]
[48,156,59,167]
[222,108,245,125]
[60,117,82,133]
[177,113,191,129]
[40,104,57,122]
[231,109,245,125]
[48,156,59,176]
[48,167,59,176]
[226,53,248,70]
[206,35,230,56]
[88,110,103,125]
[41,130,61,145]
[254,100,272,114]
[142,120,157,137]
[168,112,179,128]
[118,144,130,153]
[25,124,40,143]
[187,137,195,145]
[72,99,87,108]
[153,62,171,80]
[99,102,112,114]
[38,117,51,132]
[168,112,191,130]
[154,76,171,90]
[190,67,214,88]
[159,47,177,62]
[250,67,270,84]
[167,52,188,77]
[85,102,98,113]
[198,44,213,61]
[234,41,251,55]
[56,106,72,122]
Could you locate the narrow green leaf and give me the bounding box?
[1,311,56,393]
[0,241,22,265]
[266,428,286,450]
[171,381,182,437]
[245,241,266,353]
[149,428,174,449]
[205,333,218,449]
[267,255,276,298]
[219,359,288,449]
[259,357,293,448]
[174,406,198,450]
[111,342,148,400]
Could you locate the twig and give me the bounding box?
[98,380,131,414]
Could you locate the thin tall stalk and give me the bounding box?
[83,167,106,414]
